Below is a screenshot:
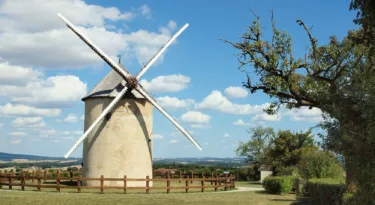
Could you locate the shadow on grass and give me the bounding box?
[290,196,311,205]
[255,190,312,204]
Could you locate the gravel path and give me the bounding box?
[213,187,265,193]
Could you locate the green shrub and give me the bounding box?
[343,193,354,205]
[298,150,344,180]
[276,166,299,176]
[232,168,249,181]
[263,176,295,195]
[307,178,346,205]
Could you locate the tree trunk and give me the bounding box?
[345,155,358,193]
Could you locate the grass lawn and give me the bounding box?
[0,189,303,205]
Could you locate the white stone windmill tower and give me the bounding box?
[57,13,202,186]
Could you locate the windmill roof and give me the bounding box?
[82,69,144,101]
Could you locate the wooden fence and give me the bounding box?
[0,171,235,194]
[0,169,230,180]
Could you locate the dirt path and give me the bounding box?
[213,187,265,193]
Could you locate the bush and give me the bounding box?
[276,166,299,176]
[232,167,249,181]
[307,178,346,205]
[262,176,295,195]
[298,150,344,180]
[248,164,260,181]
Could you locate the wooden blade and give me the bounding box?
[57,13,132,80]
[135,86,203,151]
[135,23,189,80]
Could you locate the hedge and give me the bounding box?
[307,178,346,205]
[262,176,296,195]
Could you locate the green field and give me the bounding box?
[0,189,305,205]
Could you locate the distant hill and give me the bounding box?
[0,152,79,161]
[0,152,245,165]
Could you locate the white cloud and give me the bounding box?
[224,133,231,138]
[0,103,61,117]
[0,123,3,128]
[224,86,248,98]
[252,113,281,121]
[0,62,43,86]
[12,117,43,125]
[159,20,177,35]
[1,75,87,108]
[152,134,164,140]
[195,91,269,115]
[11,117,46,129]
[203,142,208,146]
[156,96,194,109]
[181,111,211,124]
[140,75,191,93]
[169,139,179,144]
[233,119,254,126]
[0,1,178,69]
[139,4,151,19]
[190,124,210,129]
[39,129,57,138]
[10,139,22,144]
[80,115,84,121]
[0,0,133,33]
[8,132,27,137]
[284,107,323,122]
[64,114,79,123]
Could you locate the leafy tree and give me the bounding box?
[224,9,375,202]
[350,0,375,45]
[236,126,275,163]
[267,130,317,169]
[298,150,345,180]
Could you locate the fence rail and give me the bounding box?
[0,171,235,194]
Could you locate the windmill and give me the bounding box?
[57,13,202,186]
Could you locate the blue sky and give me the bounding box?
[0,0,357,158]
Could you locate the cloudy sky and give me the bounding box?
[0,0,357,158]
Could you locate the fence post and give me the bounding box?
[37,174,41,192]
[179,170,182,183]
[201,174,205,192]
[43,170,47,183]
[211,172,214,185]
[9,172,13,190]
[224,174,228,191]
[70,170,73,182]
[215,177,218,192]
[218,174,222,187]
[0,171,3,189]
[123,175,127,194]
[167,174,170,194]
[185,176,189,193]
[77,176,81,193]
[146,175,150,194]
[100,175,104,194]
[32,171,35,183]
[21,172,25,191]
[56,170,60,193]
[191,171,193,184]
